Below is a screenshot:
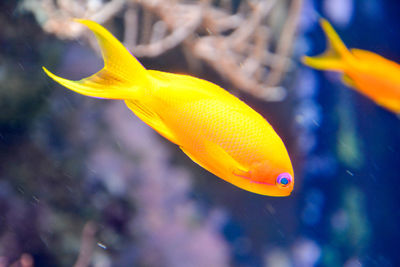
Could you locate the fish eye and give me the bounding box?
[276,173,292,187]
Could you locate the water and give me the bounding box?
[1,0,400,266]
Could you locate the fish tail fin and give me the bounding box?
[43,19,149,99]
[302,19,354,71]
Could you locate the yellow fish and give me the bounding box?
[43,19,294,196]
[303,19,400,113]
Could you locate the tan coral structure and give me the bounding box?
[24,0,302,101]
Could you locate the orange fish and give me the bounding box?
[43,19,294,196]
[303,19,400,113]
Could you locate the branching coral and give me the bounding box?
[22,0,302,101]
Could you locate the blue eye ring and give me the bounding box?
[277,173,292,187]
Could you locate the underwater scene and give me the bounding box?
[1,0,400,266]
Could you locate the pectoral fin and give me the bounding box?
[179,141,249,179]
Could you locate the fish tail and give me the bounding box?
[43,19,149,99]
[302,19,354,71]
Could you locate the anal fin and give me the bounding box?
[342,74,357,88]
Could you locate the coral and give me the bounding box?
[22,0,303,100]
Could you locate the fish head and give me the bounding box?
[246,156,294,197]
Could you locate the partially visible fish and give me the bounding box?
[43,19,294,196]
[303,19,400,113]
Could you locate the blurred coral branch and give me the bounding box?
[22,0,302,101]
[265,0,303,87]
[0,254,34,267]
[74,221,97,267]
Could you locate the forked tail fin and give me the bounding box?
[302,19,354,71]
[43,19,149,99]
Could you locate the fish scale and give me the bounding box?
[164,97,277,170]
[43,19,294,196]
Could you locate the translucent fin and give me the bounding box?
[180,141,248,179]
[43,19,149,99]
[125,100,178,144]
[302,19,353,71]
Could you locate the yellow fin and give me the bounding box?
[342,74,357,88]
[180,141,248,179]
[375,97,400,114]
[43,19,149,99]
[125,100,178,144]
[302,19,353,71]
[148,70,232,101]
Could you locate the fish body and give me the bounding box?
[43,19,294,196]
[303,19,400,113]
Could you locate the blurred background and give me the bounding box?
[1,0,400,266]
